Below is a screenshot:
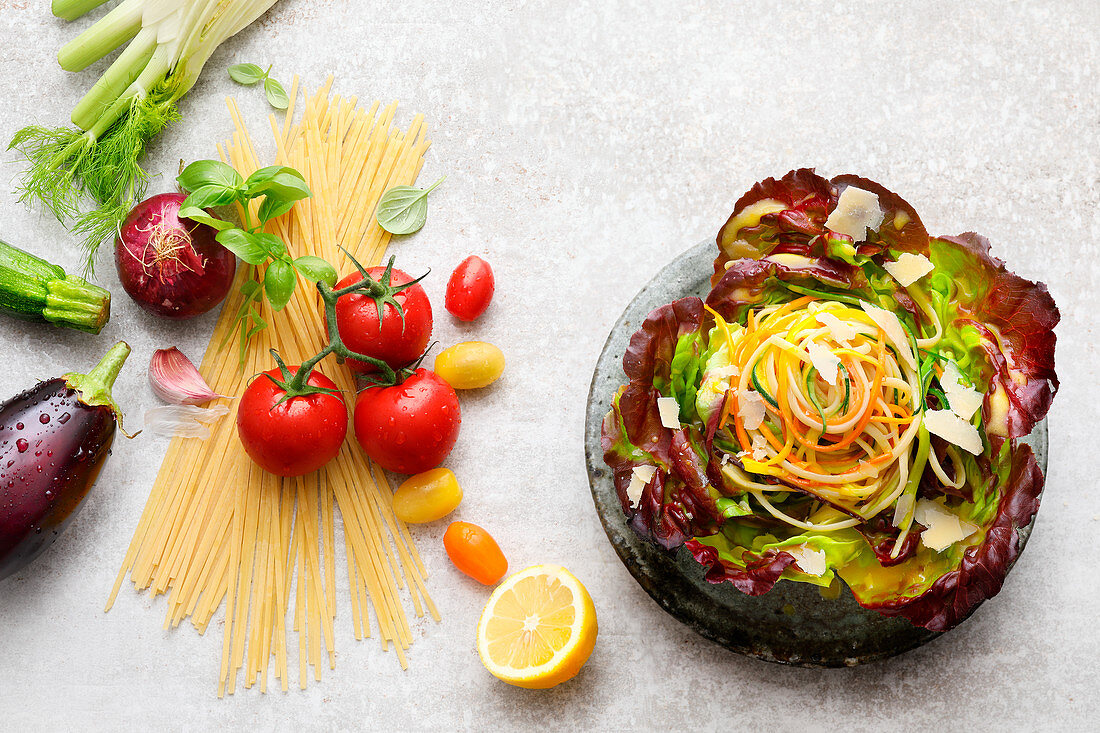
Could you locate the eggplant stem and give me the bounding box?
[62,341,131,423]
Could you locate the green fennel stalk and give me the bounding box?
[10,0,282,275]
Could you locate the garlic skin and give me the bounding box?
[144,404,230,439]
[149,347,224,404]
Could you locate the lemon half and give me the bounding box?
[476,565,598,689]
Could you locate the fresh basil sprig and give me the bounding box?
[375,176,445,235]
[227,63,290,110]
[177,160,337,367]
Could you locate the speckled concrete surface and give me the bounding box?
[0,1,1096,730]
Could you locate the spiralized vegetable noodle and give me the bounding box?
[706,296,950,556]
[107,77,438,696]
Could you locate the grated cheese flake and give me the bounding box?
[737,390,766,430]
[940,361,983,421]
[914,499,978,552]
[806,340,841,384]
[883,252,934,287]
[859,301,917,370]
[626,465,657,507]
[923,409,983,455]
[824,186,884,242]
[657,397,681,430]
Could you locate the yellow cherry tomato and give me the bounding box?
[392,467,463,523]
[434,341,505,390]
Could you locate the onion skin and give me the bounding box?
[0,382,115,580]
[115,192,235,320]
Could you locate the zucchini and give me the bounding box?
[0,239,110,334]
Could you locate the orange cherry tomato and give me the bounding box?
[443,521,508,585]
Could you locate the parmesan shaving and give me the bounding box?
[626,465,657,507]
[883,252,934,287]
[738,390,766,430]
[923,409,983,455]
[824,186,884,242]
[750,433,769,460]
[940,361,983,420]
[786,545,828,577]
[816,311,858,342]
[859,301,917,370]
[767,253,818,270]
[710,365,741,380]
[657,397,681,430]
[914,499,978,552]
[806,340,841,384]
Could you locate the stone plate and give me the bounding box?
[583,241,1047,667]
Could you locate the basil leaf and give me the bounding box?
[178,159,243,193]
[264,77,289,110]
[375,176,445,235]
[182,184,239,210]
[228,63,266,85]
[179,206,235,231]
[249,173,312,206]
[293,256,337,287]
[264,259,296,311]
[252,232,287,258]
[216,229,267,265]
[258,194,297,224]
[244,165,296,195]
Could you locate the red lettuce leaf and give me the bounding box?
[601,297,723,549]
[713,169,928,286]
[856,515,920,568]
[855,439,1044,631]
[684,542,798,596]
[930,233,1059,439]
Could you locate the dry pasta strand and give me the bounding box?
[109,78,437,696]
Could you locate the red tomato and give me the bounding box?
[236,368,348,477]
[353,368,461,474]
[445,256,494,322]
[334,266,432,373]
[443,522,508,585]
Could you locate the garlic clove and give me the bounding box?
[149,347,225,404]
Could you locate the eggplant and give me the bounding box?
[0,342,130,580]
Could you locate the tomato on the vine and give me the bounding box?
[334,265,432,373]
[237,367,348,477]
[353,368,460,474]
[445,255,494,322]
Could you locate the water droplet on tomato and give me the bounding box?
[15,422,23,431]
[16,439,29,453]
[39,414,50,424]
[395,432,406,445]
[59,412,70,424]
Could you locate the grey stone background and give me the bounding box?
[0,0,1096,730]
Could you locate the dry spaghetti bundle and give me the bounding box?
[108,77,439,696]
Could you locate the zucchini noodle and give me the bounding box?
[713,298,938,532]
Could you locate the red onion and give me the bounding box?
[114,192,235,319]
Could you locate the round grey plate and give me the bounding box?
[584,241,1047,667]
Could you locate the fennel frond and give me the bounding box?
[11,0,281,275]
